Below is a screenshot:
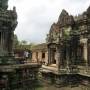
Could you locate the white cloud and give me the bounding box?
[8,0,90,44]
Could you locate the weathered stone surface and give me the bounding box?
[0,0,8,9]
[0,0,17,60]
[46,6,90,75]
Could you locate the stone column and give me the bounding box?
[0,31,1,47]
[2,32,5,50]
[8,31,14,55]
[80,38,88,66]
[45,51,48,65]
[48,47,51,65]
[56,45,60,71]
[83,43,88,63]
[1,32,3,48]
[66,43,70,73]
[83,41,88,70]
[0,31,4,56]
[4,32,8,54]
[50,49,54,64]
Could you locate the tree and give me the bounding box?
[20,40,27,45]
[13,35,36,50]
[13,34,19,49]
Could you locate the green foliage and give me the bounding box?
[13,34,36,50]
[63,27,71,40]
[13,34,19,49]
[19,40,27,45]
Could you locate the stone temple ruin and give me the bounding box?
[0,0,40,90]
[46,8,90,67]
[0,0,90,89]
[0,0,17,64]
[39,6,90,86]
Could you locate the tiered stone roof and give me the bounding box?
[31,43,47,52]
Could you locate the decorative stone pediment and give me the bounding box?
[87,6,90,17]
[58,9,69,22]
[50,23,59,33]
[48,23,60,43]
[0,0,8,9]
[58,9,74,27]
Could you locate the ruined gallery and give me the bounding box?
[33,6,90,87]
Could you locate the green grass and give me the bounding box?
[36,87,43,90]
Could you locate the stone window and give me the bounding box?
[42,52,45,59]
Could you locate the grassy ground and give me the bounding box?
[35,85,89,90]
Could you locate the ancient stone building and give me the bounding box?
[41,6,90,86]
[0,0,40,90]
[31,43,48,64]
[46,7,90,69]
[0,0,17,64]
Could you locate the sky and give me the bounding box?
[8,0,90,44]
